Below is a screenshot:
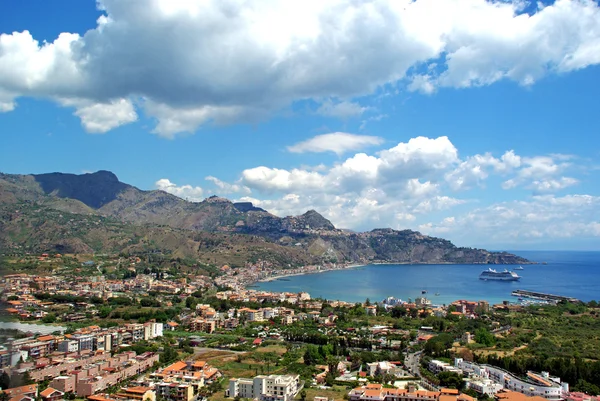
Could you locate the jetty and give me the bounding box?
[512,289,580,303]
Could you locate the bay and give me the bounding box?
[254,251,600,305]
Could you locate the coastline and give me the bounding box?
[250,263,366,285]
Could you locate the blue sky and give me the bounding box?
[1,0,600,250]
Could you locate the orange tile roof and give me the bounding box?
[163,361,187,372]
[87,395,113,401]
[37,335,54,342]
[123,387,150,394]
[441,388,460,395]
[2,385,38,397]
[40,388,62,398]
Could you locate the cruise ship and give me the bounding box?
[479,268,520,281]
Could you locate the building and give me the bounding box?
[189,319,216,334]
[227,374,300,401]
[39,387,64,401]
[367,361,401,377]
[0,384,38,401]
[348,384,474,401]
[114,386,156,401]
[155,382,194,401]
[566,393,600,401]
[429,360,462,375]
[365,306,377,316]
[466,378,504,397]
[151,360,221,387]
[455,359,568,400]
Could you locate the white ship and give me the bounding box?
[513,266,524,270]
[479,268,520,281]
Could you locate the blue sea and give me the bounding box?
[255,251,600,305]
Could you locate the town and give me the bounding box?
[1,255,600,401]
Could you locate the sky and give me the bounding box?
[1,0,600,250]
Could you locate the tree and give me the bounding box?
[475,328,496,347]
[437,371,464,390]
[327,355,339,378]
[300,390,307,401]
[573,379,600,396]
[41,313,56,323]
[0,371,10,390]
[0,392,10,401]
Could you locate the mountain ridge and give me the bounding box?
[0,170,530,265]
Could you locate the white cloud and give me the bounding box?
[155,178,204,201]
[66,98,138,133]
[205,176,251,195]
[446,150,521,190]
[528,177,579,193]
[419,194,600,245]
[316,100,369,118]
[214,135,589,234]
[1,0,599,135]
[287,132,384,155]
[500,155,578,192]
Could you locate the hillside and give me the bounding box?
[0,171,530,266]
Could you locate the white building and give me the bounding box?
[429,360,462,375]
[367,361,398,377]
[58,340,79,353]
[228,375,300,401]
[466,378,504,397]
[142,322,163,339]
[455,359,568,400]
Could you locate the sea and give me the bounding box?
[254,251,600,305]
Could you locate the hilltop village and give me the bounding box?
[1,253,600,401]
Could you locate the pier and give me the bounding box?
[512,289,580,303]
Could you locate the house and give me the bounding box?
[40,387,64,401]
[0,384,38,401]
[365,306,377,316]
[165,322,179,331]
[113,386,156,401]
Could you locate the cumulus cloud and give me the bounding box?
[66,98,138,133]
[419,194,600,245]
[1,0,600,136]
[155,178,204,201]
[500,155,578,192]
[287,132,384,155]
[202,135,587,234]
[205,176,251,195]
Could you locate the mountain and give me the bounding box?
[0,171,530,265]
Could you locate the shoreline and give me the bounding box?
[247,260,533,288]
[250,263,366,285]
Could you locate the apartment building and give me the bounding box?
[429,360,463,375]
[228,374,300,401]
[455,359,568,400]
[29,352,112,382]
[189,319,216,334]
[349,384,475,401]
[75,352,159,396]
[154,382,194,401]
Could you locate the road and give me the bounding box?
[404,350,422,376]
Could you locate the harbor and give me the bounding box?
[511,289,580,303]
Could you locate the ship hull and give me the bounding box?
[479,276,520,281]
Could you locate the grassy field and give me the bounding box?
[297,385,350,401]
